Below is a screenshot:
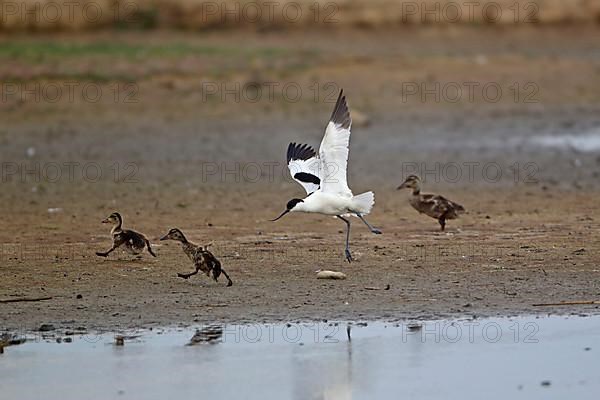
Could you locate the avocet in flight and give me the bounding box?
[271,89,382,262]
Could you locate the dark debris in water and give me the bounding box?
[187,326,223,345]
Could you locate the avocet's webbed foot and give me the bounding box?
[345,248,353,263]
[356,213,382,235]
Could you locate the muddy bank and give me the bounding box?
[1,27,599,332]
[1,184,599,332]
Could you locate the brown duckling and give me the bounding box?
[160,228,232,287]
[397,175,465,231]
[96,212,156,258]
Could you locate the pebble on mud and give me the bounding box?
[115,336,125,346]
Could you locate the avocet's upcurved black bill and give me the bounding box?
[270,209,290,221]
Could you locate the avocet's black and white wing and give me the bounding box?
[319,89,353,197]
[287,142,321,194]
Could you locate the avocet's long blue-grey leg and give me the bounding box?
[356,213,382,235]
[337,215,353,262]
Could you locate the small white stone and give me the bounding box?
[316,270,347,280]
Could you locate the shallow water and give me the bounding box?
[528,131,600,152]
[1,316,599,400]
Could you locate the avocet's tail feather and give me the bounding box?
[352,191,375,215]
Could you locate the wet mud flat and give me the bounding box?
[1,316,599,399]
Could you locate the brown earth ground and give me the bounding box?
[1,26,600,332]
[2,186,600,333]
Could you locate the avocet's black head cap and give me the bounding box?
[286,198,304,210]
[271,199,304,222]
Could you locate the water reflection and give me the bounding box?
[0,316,599,400]
[291,339,353,400]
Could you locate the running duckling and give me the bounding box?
[96,212,156,258]
[160,228,232,287]
[397,175,465,231]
